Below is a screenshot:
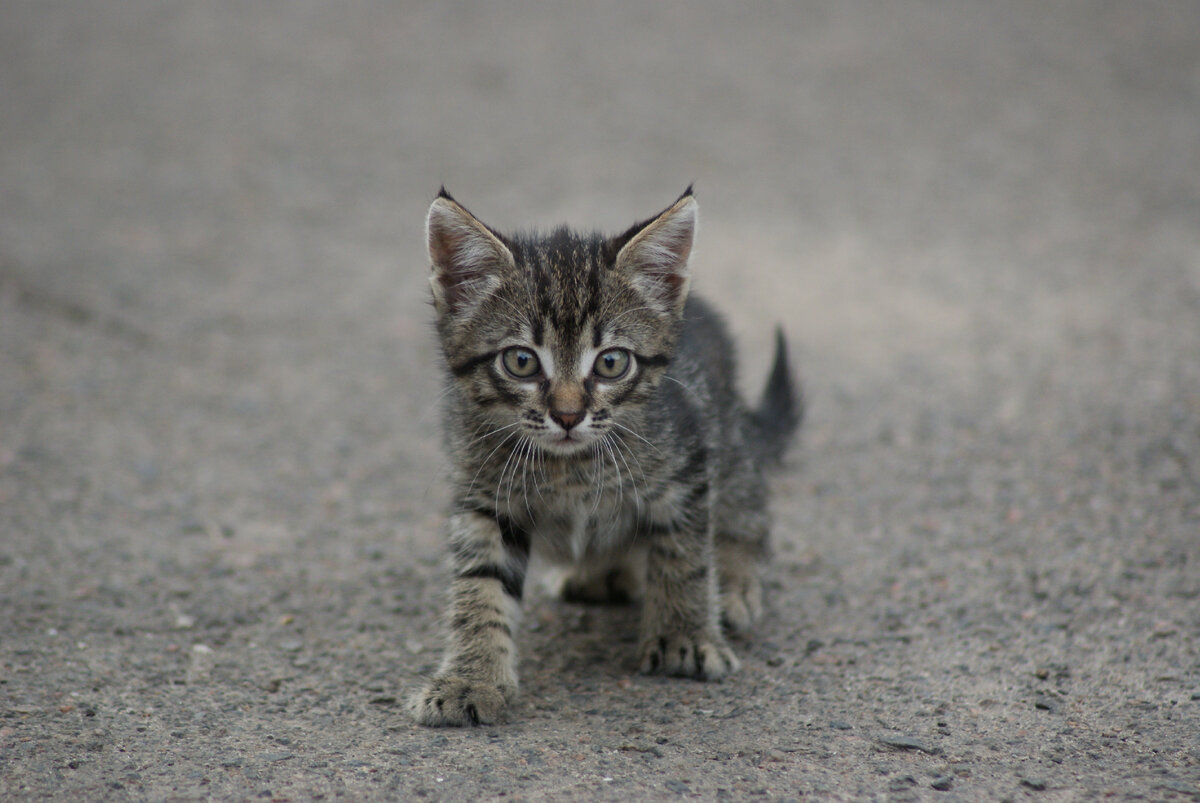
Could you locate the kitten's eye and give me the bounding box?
[501,347,541,379]
[593,348,631,380]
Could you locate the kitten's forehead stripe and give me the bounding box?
[510,228,608,351]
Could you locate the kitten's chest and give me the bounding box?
[517,460,637,564]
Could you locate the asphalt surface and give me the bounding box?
[2,2,1199,800]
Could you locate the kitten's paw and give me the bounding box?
[720,573,763,635]
[409,676,513,727]
[638,633,741,680]
[561,566,640,605]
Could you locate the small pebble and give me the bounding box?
[1034,696,1059,713]
[878,735,940,755]
[931,776,954,791]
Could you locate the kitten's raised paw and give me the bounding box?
[410,676,512,727]
[638,633,741,680]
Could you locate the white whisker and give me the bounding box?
[494,433,527,517]
[518,437,536,520]
[586,440,606,520]
[661,374,703,403]
[465,429,521,502]
[610,420,662,455]
[607,431,645,516]
[464,420,523,450]
[600,434,633,533]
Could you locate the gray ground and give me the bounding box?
[2,2,1198,800]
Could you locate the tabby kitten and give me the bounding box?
[411,188,801,726]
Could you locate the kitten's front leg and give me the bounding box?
[638,499,740,680]
[410,508,530,726]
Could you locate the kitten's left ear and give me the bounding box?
[614,189,697,315]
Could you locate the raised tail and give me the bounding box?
[744,327,803,466]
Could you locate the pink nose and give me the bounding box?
[551,410,583,431]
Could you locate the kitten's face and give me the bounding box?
[427,190,696,458]
[474,311,649,456]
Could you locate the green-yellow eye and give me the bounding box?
[501,347,541,379]
[593,348,631,380]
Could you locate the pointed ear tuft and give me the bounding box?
[614,193,697,315]
[426,194,513,317]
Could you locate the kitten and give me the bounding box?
[410,187,801,726]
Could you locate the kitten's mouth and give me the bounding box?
[538,432,591,455]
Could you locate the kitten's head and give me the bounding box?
[427,188,696,457]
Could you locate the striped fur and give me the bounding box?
[410,188,801,726]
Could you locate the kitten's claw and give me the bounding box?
[638,633,741,680]
[410,676,513,727]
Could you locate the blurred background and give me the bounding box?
[4,2,1197,526]
[1,2,1198,797]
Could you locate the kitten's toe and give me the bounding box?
[410,676,512,727]
[638,633,741,681]
[720,573,763,636]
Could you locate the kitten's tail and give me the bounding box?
[745,327,803,467]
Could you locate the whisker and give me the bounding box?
[607,431,644,516]
[491,295,535,333]
[518,437,536,520]
[600,434,631,532]
[661,374,703,404]
[599,303,661,329]
[465,429,520,501]
[586,441,605,520]
[533,441,548,500]
[464,420,523,450]
[610,420,662,455]
[494,433,526,516]
[417,384,458,428]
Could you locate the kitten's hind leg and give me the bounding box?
[712,462,771,635]
[716,534,766,635]
[560,548,645,605]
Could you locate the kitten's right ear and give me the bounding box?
[426,191,514,317]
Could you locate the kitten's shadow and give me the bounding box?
[523,592,641,675]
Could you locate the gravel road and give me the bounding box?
[2,2,1198,800]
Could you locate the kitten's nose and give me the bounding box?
[550,410,584,431]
